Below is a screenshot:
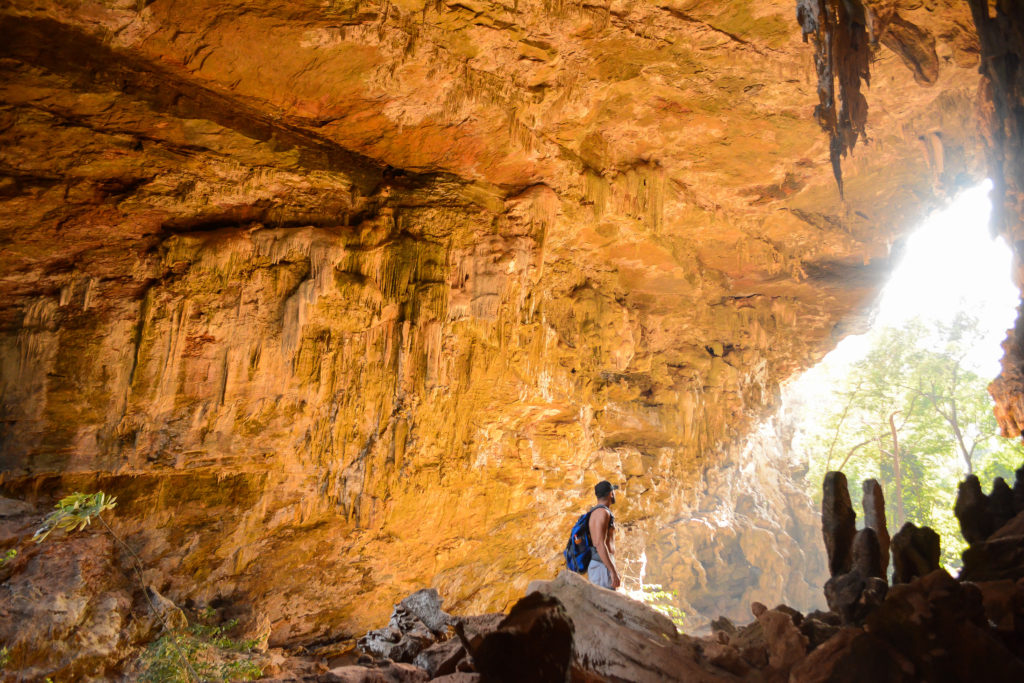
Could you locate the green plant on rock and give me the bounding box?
[138,609,263,683]
[639,584,687,630]
[0,548,16,566]
[33,491,201,682]
[32,492,117,543]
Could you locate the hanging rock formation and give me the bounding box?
[0,0,1003,672]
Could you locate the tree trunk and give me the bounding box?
[889,411,904,527]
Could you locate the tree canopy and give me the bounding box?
[794,313,1024,569]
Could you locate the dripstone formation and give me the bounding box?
[1,0,1024,679]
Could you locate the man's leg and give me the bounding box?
[588,560,613,589]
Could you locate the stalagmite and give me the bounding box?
[861,478,890,576]
[822,471,856,577]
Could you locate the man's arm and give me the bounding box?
[589,508,620,588]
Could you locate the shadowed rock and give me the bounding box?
[955,474,994,544]
[891,522,941,584]
[960,510,1024,582]
[990,477,1016,531]
[470,592,574,683]
[1013,466,1024,514]
[851,527,884,579]
[822,472,857,577]
[824,569,888,625]
[862,479,890,575]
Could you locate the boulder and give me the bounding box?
[398,589,452,635]
[412,637,464,678]
[358,592,454,663]
[469,592,573,683]
[756,608,808,673]
[525,571,737,682]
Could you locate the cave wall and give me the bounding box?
[0,0,987,643]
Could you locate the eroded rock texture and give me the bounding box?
[0,0,987,653]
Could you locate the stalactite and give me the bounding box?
[796,0,872,198]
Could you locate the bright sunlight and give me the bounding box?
[787,180,1024,571]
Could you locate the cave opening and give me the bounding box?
[786,179,1024,574]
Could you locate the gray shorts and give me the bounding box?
[588,559,613,589]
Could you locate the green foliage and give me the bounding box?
[639,584,687,630]
[797,314,1024,570]
[0,549,15,566]
[0,646,9,668]
[33,492,117,543]
[138,609,262,683]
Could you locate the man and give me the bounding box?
[587,480,620,590]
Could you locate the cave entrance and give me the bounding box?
[787,179,1024,573]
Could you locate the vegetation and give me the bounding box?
[33,492,117,543]
[0,548,15,566]
[638,584,687,630]
[33,491,202,682]
[138,607,263,683]
[797,314,1024,569]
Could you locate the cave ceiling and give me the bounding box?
[0,0,991,642]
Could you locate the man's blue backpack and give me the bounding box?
[564,508,596,572]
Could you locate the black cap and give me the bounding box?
[594,480,619,498]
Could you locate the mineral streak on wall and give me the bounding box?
[0,0,987,641]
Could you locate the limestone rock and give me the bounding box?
[823,570,887,624]
[1012,467,1024,513]
[891,523,941,584]
[358,602,439,663]
[990,477,1016,531]
[469,592,574,683]
[862,479,890,576]
[412,637,464,679]
[851,528,884,579]
[797,616,840,651]
[318,662,429,683]
[960,510,1024,582]
[822,472,857,577]
[973,579,1024,633]
[756,607,809,672]
[526,571,736,682]
[0,532,139,680]
[398,589,452,635]
[0,0,986,652]
[865,569,1024,681]
[956,475,994,544]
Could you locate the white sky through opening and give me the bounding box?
[789,180,1019,402]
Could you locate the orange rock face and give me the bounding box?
[0,0,990,645]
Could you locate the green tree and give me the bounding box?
[799,314,1024,569]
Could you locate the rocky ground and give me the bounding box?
[4,465,1024,681]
